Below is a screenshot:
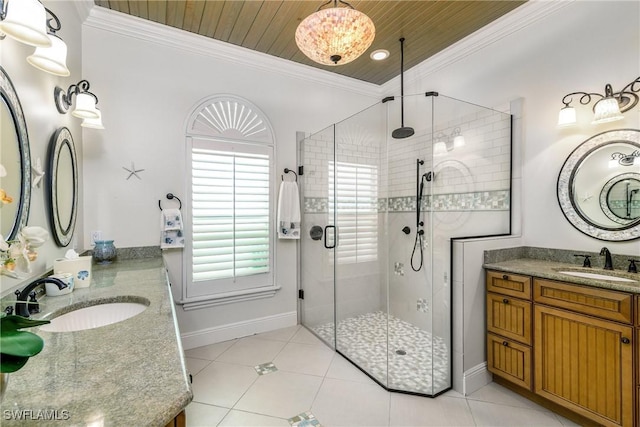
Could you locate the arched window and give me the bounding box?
[183,95,278,306]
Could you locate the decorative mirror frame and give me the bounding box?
[0,66,31,241]
[47,127,78,247]
[599,172,640,225]
[557,128,640,241]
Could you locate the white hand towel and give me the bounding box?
[277,181,301,239]
[161,208,185,249]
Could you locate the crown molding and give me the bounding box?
[82,7,381,99]
[382,0,574,93]
[81,0,570,98]
[72,0,94,23]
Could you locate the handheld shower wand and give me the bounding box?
[411,160,432,272]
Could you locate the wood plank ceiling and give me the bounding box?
[93,1,526,85]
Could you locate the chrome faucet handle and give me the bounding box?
[4,306,13,315]
[628,259,638,273]
[573,254,591,268]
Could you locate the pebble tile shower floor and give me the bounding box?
[311,311,449,394]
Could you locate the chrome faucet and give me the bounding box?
[599,247,614,270]
[14,277,67,317]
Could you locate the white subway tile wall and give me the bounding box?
[302,107,511,213]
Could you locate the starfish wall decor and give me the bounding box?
[123,162,145,180]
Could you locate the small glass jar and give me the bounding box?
[93,240,116,264]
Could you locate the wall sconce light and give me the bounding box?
[0,0,70,76]
[54,80,104,128]
[0,0,49,46]
[558,76,640,126]
[434,128,465,156]
[608,150,640,168]
[26,8,69,76]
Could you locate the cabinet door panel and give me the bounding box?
[487,333,532,390]
[535,305,633,427]
[487,292,532,345]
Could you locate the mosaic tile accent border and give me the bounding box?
[304,197,328,213]
[288,411,321,427]
[254,362,278,375]
[304,190,510,213]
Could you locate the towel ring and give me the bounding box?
[282,168,297,182]
[158,193,182,210]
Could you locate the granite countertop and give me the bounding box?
[484,258,640,294]
[0,257,193,426]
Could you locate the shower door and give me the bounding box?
[332,102,389,386]
[298,125,336,349]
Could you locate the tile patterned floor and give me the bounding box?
[311,311,449,394]
[184,325,580,427]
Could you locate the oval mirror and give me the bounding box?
[0,66,31,241]
[600,173,640,224]
[557,129,640,241]
[47,127,78,247]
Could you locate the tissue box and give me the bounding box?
[53,256,92,288]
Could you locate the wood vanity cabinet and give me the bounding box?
[164,410,186,427]
[636,295,640,426]
[486,271,636,427]
[486,271,533,389]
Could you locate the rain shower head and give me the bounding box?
[392,38,414,139]
[392,126,415,139]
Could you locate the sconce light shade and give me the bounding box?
[26,34,70,76]
[453,135,465,148]
[295,1,375,66]
[557,106,577,127]
[72,92,99,119]
[434,141,447,156]
[0,0,50,47]
[592,96,624,124]
[81,109,104,129]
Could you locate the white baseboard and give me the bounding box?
[463,362,492,396]
[180,311,297,350]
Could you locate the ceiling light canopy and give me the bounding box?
[295,0,375,66]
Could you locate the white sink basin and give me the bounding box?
[39,302,148,332]
[558,271,638,283]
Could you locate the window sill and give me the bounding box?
[177,285,281,311]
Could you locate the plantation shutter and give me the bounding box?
[329,161,378,264]
[189,139,273,296]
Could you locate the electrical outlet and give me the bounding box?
[91,231,102,245]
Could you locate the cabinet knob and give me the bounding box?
[621,337,630,344]
[502,298,509,304]
[502,274,509,280]
[502,341,509,347]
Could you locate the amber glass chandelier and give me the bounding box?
[295,0,375,66]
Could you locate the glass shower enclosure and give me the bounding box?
[299,92,512,396]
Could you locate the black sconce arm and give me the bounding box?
[55,80,99,113]
[560,91,604,109]
[44,7,61,35]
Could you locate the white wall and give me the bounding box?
[394,0,640,257]
[0,1,85,295]
[80,8,380,340]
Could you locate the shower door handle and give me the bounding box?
[324,225,336,249]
